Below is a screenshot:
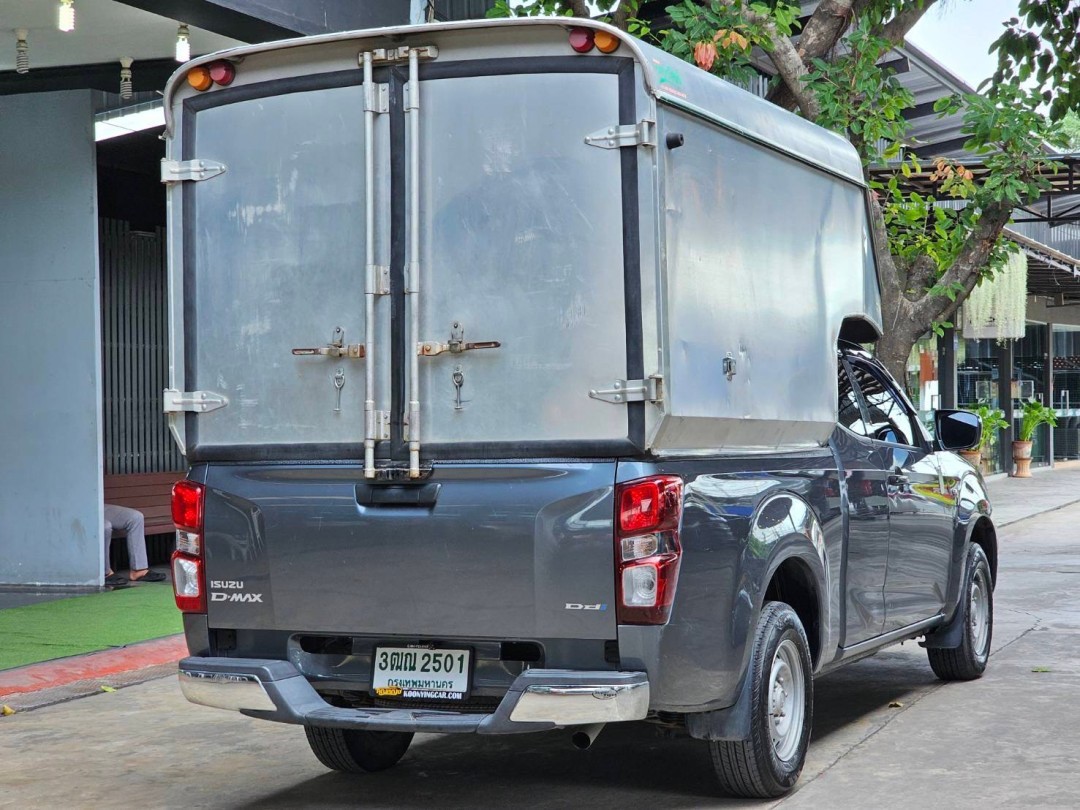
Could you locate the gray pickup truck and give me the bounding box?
[161,19,995,798]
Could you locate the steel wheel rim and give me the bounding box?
[768,638,805,761]
[970,566,990,655]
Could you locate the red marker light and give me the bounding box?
[569,27,595,53]
[208,60,235,86]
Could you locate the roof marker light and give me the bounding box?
[594,30,620,53]
[208,60,235,86]
[187,65,212,91]
[569,27,594,53]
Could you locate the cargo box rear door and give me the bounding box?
[177,81,392,458]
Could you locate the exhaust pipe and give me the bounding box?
[570,723,606,750]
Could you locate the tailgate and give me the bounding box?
[201,462,618,640]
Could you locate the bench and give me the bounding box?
[104,472,184,568]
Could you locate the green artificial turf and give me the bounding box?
[0,584,182,671]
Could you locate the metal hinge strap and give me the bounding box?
[163,389,228,413]
[584,120,656,150]
[160,159,226,184]
[589,375,664,404]
[364,83,389,114]
[370,264,391,295]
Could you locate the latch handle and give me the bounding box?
[292,345,366,358]
[292,326,365,359]
[419,340,501,357]
[418,321,500,357]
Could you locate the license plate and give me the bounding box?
[372,647,471,701]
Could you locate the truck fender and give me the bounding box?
[925,471,994,649]
[685,492,829,741]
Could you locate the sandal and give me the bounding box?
[105,573,128,586]
[130,570,167,583]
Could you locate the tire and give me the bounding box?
[708,601,814,799]
[304,727,413,773]
[927,543,993,681]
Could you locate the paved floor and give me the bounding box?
[2,497,1077,808]
[983,462,1080,527]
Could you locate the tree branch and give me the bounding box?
[567,0,591,19]
[903,255,938,300]
[872,0,940,47]
[711,0,820,118]
[765,0,858,113]
[911,200,1015,326]
[796,0,856,61]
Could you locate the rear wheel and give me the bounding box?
[304,727,413,773]
[927,543,993,681]
[708,601,813,798]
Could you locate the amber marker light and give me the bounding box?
[187,65,212,91]
[594,30,620,53]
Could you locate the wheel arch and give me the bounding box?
[750,492,832,670]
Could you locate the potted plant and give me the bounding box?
[1012,399,1058,477]
[961,403,1008,473]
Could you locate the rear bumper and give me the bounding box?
[177,657,649,734]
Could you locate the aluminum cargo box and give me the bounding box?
[162,19,881,465]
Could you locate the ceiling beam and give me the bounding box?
[111,0,411,42]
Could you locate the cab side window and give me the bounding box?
[837,361,866,434]
[847,360,918,447]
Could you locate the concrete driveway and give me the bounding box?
[2,503,1078,809]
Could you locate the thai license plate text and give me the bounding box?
[372,647,471,700]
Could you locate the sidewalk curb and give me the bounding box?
[0,634,186,701]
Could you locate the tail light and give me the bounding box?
[171,480,206,613]
[615,475,683,624]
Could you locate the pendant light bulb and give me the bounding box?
[15,29,29,74]
[120,57,133,100]
[175,24,190,62]
[59,0,76,33]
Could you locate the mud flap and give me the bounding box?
[684,669,753,741]
[919,603,965,649]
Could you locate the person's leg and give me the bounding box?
[103,517,114,576]
[104,504,149,572]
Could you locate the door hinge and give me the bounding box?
[589,375,664,404]
[371,264,391,295]
[163,389,228,413]
[584,119,656,150]
[160,158,226,184]
[364,83,390,114]
[375,410,391,441]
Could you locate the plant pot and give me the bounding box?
[1012,439,1033,478]
[959,449,981,467]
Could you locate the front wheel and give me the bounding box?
[708,601,814,798]
[927,543,993,681]
[304,727,413,773]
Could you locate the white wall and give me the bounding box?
[0,91,103,586]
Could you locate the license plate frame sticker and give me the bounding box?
[372,646,472,701]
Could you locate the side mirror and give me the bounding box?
[935,410,981,451]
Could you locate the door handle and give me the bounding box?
[356,483,441,508]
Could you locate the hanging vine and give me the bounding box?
[962,251,1028,341]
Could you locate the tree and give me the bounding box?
[488,0,1070,384]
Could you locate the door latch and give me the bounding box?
[419,321,500,357]
[293,327,366,359]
